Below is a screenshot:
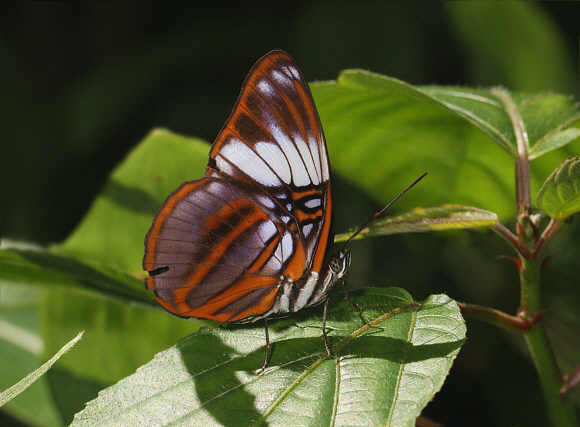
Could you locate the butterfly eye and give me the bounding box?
[329,258,341,274]
[329,250,349,278]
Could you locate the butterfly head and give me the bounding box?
[328,249,351,281]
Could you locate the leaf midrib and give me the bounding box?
[387,307,419,427]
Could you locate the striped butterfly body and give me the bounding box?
[144,50,350,370]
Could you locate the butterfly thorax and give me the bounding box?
[269,249,351,318]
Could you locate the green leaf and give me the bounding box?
[335,204,498,243]
[0,331,83,407]
[517,93,580,158]
[530,128,580,160]
[1,243,151,307]
[70,289,466,427]
[54,129,210,275]
[0,339,63,427]
[313,77,580,221]
[39,285,203,386]
[338,72,517,155]
[336,72,580,158]
[536,156,580,219]
[313,81,511,220]
[0,284,64,427]
[0,244,203,387]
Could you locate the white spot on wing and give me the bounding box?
[303,223,314,237]
[265,253,282,272]
[268,123,310,186]
[257,79,274,95]
[215,156,235,177]
[220,139,281,187]
[305,198,321,209]
[287,65,300,80]
[205,180,224,195]
[294,133,319,185]
[256,194,276,209]
[309,135,323,181]
[278,281,292,312]
[280,231,294,261]
[256,221,276,243]
[270,70,292,88]
[269,231,294,270]
[255,142,291,184]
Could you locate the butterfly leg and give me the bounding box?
[256,317,271,375]
[321,297,333,357]
[343,279,364,313]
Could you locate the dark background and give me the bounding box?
[1,3,579,426]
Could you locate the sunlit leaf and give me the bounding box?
[336,72,580,159]
[0,332,83,407]
[70,289,466,427]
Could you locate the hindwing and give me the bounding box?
[144,177,308,322]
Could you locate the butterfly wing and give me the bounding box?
[207,50,332,276]
[143,177,306,322]
[144,50,333,322]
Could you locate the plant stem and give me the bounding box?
[492,87,577,426]
[524,324,577,426]
[519,257,577,426]
[492,222,532,259]
[492,87,531,224]
[457,302,531,332]
[534,218,565,258]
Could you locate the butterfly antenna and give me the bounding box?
[341,172,428,250]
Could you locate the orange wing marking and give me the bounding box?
[144,180,207,288]
[168,199,269,310]
[311,189,332,274]
[178,276,279,322]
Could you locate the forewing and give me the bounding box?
[143,177,307,322]
[207,50,332,275]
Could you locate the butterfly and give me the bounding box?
[143,50,425,372]
[143,50,349,371]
